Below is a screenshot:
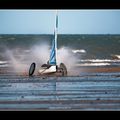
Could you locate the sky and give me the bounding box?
[0,10,120,34]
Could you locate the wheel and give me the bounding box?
[60,63,67,76]
[29,62,36,76]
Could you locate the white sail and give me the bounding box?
[49,11,58,65]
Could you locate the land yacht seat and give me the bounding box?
[41,64,52,68]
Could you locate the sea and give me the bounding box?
[0,34,120,70]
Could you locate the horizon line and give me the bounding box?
[0,33,120,35]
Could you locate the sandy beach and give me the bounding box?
[0,75,120,111]
[0,66,120,110]
[1,66,120,75]
[80,66,120,73]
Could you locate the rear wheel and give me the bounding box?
[29,62,36,76]
[60,63,67,76]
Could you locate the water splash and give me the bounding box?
[4,43,79,76]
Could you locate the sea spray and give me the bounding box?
[5,49,29,74]
[4,43,80,76]
[57,47,79,75]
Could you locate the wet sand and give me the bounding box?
[1,66,120,75]
[0,66,120,110]
[80,66,120,73]
[0,75,120,110]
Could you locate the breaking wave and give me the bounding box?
[0,60,9,68]
[76,59,120,67]
[111,55,120,59]
[76,63,111,67]
[72,49,86,54]
[79,59,120,63]
[0,61,8,64]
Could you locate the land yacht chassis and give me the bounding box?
[29,62,67,77]
[29,11,67,77]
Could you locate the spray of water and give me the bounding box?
[57,47,79,75]
[5,49,29,74]
[4,43,79,76]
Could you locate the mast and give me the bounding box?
[55,10,58,65]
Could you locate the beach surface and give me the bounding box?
[0,67,120,111]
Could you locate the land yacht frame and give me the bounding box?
[29,11,67,76]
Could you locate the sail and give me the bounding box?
[49,11,58,65]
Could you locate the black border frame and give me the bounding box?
[0,0,120,9]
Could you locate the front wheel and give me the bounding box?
[29,62,36,76]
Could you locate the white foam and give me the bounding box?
[9,37,15,40]
[0,64,9,67]
[0,61,8,64]
[112,55,120,59]
[72,49,86,54]
[79,59,120,63]
[76,63,111,66]
[24,50,30,53]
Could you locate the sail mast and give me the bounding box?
[55,10,58,65]
[49,10,58,65]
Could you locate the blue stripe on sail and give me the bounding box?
[50,39,55,59]
[49,12,58,65]
[50,51,55,60]
[50,57,56,64]
[49,38,56,65]
[50,55,56,64]
[50,52,55,62]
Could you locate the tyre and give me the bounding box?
[60,63,67,76]
[29,62,36,76]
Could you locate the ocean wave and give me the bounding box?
[76,63,111,67]
[9,37,15,40]
[79,59,120,63]
[72,49,86,54]
[111,55,120,59]
[0,64,9,67]
[0,61,9,68]
[24,50,30,53]
[0,61,8,64]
